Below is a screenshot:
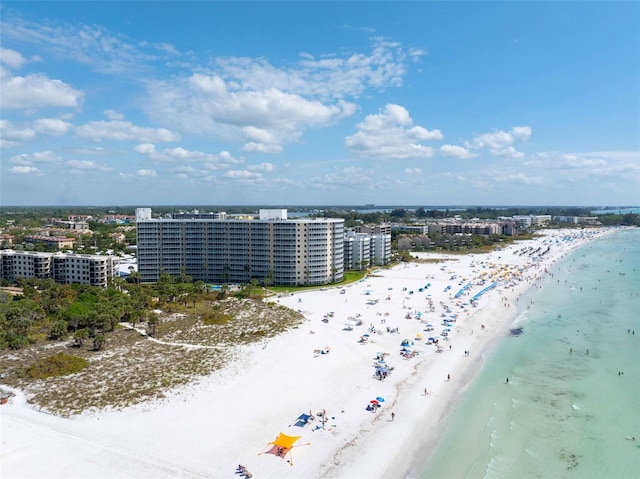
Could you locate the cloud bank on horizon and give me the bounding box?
[0,2,638,206]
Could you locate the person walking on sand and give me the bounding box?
[391,412,395,421]
[447,374,450,381]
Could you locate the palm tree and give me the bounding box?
[147,312,159,336]
[93,333,106,351]
[74,328,88,347]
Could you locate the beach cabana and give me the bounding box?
[259,433,305,466]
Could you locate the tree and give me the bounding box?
[73,328,89,347]
[49,320,69,340]
[147,312,159,337]
[250,278,259,298]
[390,208,407,218]
[263,271,274,297]
[127,270,141,284]
[93,333,106,351]
[178,269,192,284]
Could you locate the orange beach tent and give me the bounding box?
[259,433,308,466]
[271,433,300,450]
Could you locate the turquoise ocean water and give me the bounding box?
[420,228,640,479]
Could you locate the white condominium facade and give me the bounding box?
[343,232,392,270]
[135,209,344,286]
[0,250,119,288]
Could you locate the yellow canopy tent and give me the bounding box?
[259,433,307,466]
[271,433,300,450]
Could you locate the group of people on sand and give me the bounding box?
[236,465,252,478]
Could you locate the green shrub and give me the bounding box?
[25,352,89,379]
[201,311,232,325]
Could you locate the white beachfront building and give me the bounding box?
[343,231,392,270]
[135,208,344,286]
[0,250,119,288]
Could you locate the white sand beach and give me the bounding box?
[0,229,611,479]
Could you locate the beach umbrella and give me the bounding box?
[370,399,379,404]
[376,397,385,402]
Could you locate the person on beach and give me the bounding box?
[506,377,509,384]
[391,412,395,421]
[447,374,450,381]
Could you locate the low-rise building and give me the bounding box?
[0,234,14,247]
[0,250,118,288]
[24,235,75,250]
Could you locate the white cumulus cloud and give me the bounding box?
[466,126,531,158]
[247,163,274,172]
[10,150,63,164]
[9,165,41,174]
[0,120,35,148]
[134,143,241,169]
[137,169,157,177]
[143,37,420,153]
[345,104,442,160]
[66,159,112,172]
[0,48,26,69]
[75,120,180,143]
[0,73,83,110]
[33,118,72,136]
[404,167,423,176]
[440,144,477,159]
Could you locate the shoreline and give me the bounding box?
[0,228,616,479]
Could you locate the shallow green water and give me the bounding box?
[420,228,640,479]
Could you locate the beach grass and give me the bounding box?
[0,296,304,416]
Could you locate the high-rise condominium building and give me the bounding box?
[135,209,344,286]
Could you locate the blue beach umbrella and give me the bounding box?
[376,397,385,402]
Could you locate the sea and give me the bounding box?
[419,227,640,479]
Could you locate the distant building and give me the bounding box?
[53,220,90,230]
[511,215,533,228]
[392,224,429,234]
[552,216,599,225]
[531,215,552,226]
[0,234,14,247]
[109,232,126,243]
[100,214,136,224]
[0,250,118,288]
[24,235,75,250]
[355,224,392,235]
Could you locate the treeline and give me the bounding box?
[318,207,639,227]
[0,275,228,351]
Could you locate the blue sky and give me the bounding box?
[1,1,638,207]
